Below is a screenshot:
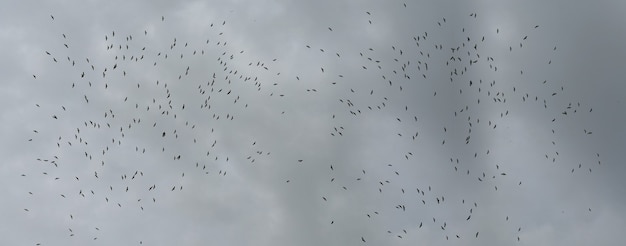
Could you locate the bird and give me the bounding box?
[24,10,600,246]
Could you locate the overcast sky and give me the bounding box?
[1,0,625,245]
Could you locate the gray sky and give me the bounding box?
[1,0,625,245]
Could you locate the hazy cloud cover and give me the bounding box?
[1,0,625,245]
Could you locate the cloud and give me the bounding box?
[0,0,624,245]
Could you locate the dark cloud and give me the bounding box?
[1,0,624,245]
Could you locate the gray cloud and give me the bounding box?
[1,0,625,245]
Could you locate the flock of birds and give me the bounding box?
[23,3,602,245]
